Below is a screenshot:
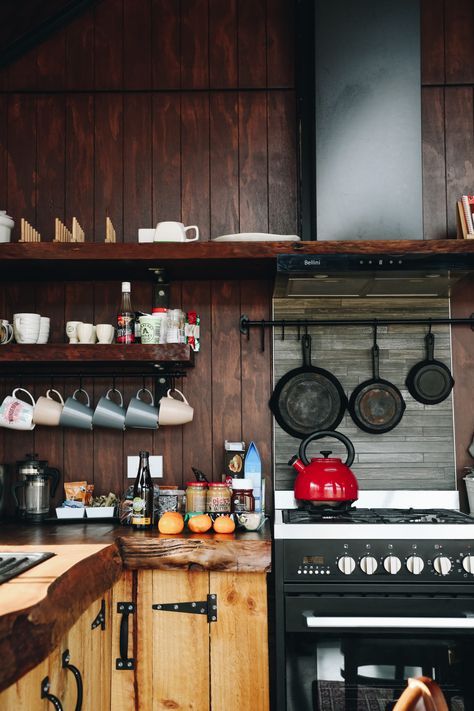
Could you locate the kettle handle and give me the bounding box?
[46,468,60,498]
[299,430,355,468]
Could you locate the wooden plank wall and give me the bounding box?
[0,0,294,511]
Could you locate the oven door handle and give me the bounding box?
[304,613,474,629]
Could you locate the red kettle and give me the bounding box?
[289,430,358,506]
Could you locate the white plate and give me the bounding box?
[211,233,300,242]
[85,506,115,518]
[56,507,85,519]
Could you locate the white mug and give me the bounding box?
[154,221,199,243]
[0,387,36,430]
[33,389,64,426]
[0,320,13,345]
[66,321,83,344]
[77,322,96,343]
[13,313,41,344]
[96,324,115,344]
[158,388,194,426]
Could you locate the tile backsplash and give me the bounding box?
[273,297,455,491]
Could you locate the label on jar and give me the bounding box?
[207,491,231,513]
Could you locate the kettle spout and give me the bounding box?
[288,455,305,473]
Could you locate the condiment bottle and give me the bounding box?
[131,451,154,529]
[231,479,255,513]
[117,281,135,344]
[206,483,231,513]
[185,481,208,513]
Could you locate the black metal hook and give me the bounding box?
[297,323,301,340]
[280,320,285,341]
[428,318,432,335]
[260,320,265,352]
[373,321,378,347]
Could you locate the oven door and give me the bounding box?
[283,593,474,711]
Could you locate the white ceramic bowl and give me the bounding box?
[56,507,85,519]
[85,506,115,518]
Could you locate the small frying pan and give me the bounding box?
[406,328,454,405]
[269,333,347,439]
[349,327,406,434]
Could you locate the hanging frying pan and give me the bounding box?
[348,327,406,434]
[269,333,347,439]
[406,329,454,405]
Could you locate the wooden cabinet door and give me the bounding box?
[81,590,113,711]
[0,656,50,709]
[110,570,135,711]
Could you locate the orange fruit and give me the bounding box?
[158,511,184,534]
[212,515,235,534]
[187,513,213,533]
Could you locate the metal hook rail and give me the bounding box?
[239,313,474,352]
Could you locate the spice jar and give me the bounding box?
[230,479,255,514]
[206,483,231,513]
[185,482,208,513]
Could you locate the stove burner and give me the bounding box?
[283,507,474,525]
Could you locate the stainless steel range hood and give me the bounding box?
[275,253,473,298]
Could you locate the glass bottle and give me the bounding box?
[131,451,153,529]
[117,281,135,344]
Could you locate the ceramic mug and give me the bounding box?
[36,316,50,344]
[93,388,126,430]
[33,389,64,426]
[59,388,93,430]
[0,320,13,345]
[77,322,96,344]
[66,321,83,344]
[153,221,199,243]
[158,389,193,426]
[13,313,41,344]
[125,388,159,429]
[0,387,36,430]
[236,512,265,531]
[96,324,115,344]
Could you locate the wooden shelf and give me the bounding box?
[2,240,474,281]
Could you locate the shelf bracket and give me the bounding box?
[152,594,217,623]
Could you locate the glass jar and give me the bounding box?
[230,479,255,513]
[185,482,208,513]
[206,483,231,513]
[151,307,168,344]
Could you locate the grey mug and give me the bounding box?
[59,388,93,430]
[93,387,126,430]
[125,388,159,429]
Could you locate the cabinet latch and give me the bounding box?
[91,598,106,631]
[152,594,217,623]
[115,602,135,670]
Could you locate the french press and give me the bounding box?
[12,453,60,522]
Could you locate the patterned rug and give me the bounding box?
[314,681,464,711]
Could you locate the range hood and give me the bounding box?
[275,253,474,298]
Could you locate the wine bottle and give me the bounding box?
[117,281,135,344]
[131,451,154,529]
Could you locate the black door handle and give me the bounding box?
[41,676,64,710]
[62,649,83,711]
[116,601,135,670]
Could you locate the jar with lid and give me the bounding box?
[206,483,231,513]
[230,479,255,514]
[185,482,208,513]
[151,307,168,344]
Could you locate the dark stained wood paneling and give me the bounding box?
[152,93,181,225]
[6,46,37,90]
[7,95,37,241]
[420,0,445,85]
[268,90,298,236]
[422,87,447,240]
[445,0,474,84]
[36,30,66,90]
[445,87,474,238]
[209,0,238,89]
[124,94,152,241]
[94,94,124,242]
[151,0,180,89]
[181,93,210,239]
[210,92,239,238]
[65,94,94,239]
[94,0,123,90]
[36,95,66,240]
[267,0,295,88]
[239,93,268,232]
[124,0,152,89]
[238,0,266,88]
[181,0,209,89]
[65,8,94,90]
[0,96,7,207]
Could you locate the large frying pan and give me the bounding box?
[348,329,406,434]
[406,330,454,405]
[269,334,347,439]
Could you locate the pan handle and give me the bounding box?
[299,431,355,468]
[301,333,312,367]
[425,331,435,361]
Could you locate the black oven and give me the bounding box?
[274,540,474,711]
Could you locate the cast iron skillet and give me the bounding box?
[269,333,347,439]
[348,328,406,434]
[406,329,454,405]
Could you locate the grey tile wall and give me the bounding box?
[273,297,455,491]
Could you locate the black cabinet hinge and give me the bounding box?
[115,602,135,670]
[152,594,217,623]
[91,598,106,631]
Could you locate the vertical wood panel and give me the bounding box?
[267,0,295,88]
[422,87,447,240]
[239,93,269,232]
[210,92,239,238]
[65,95,95,240]
[94,0,124,90]
[37,32,66,90]
[209,0,238,89]
[181,93,210,239]
[0,96,7,207]
[152,93,181,224]
[239,0,266,88]
[151,0,181,89]
[181,0,209,89]
[95,94,124,242]
[268,90,298,235]
[445,87,474,238]
[65,8,95,90]
[7,95,37,241]
[7,47,37,90]
[420,0,445,85]
[123,0,152,89]
[124,94,152,241]
[36,96,66,240]
[445,0,474,84]
[111,571,136,710]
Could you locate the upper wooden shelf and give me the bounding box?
[2,240,474,281]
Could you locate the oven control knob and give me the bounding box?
[406,555,424,575]
[462,556,474,574]
[433,556,452,576]
[337,556,356,575]
[359,556,378,575]
[383,555,402,575]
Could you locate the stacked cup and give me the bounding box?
[13,313,50,344]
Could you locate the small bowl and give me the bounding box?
[85,506,115,518]
[56,507,85,519]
